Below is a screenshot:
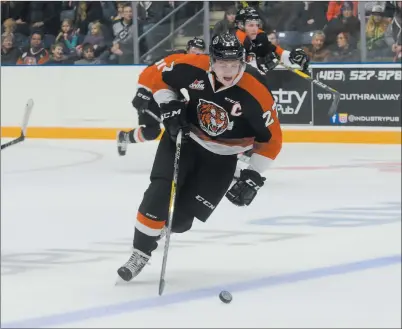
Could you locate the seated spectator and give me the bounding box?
[55,19,79,54]
[213,6,237,36]
[27,1,61,37]
[327,31,360,62]
[267,31,279,47]
[46,42,76,64]
[384,1,402,62]
[1,34,22,65]
[326,1,358,21]
[324,1,360,48]
[2,18,27,49]
[1,1,30,35]
[111,3,134,64]
[78,21,106,57]
[303,30,331,62]
[297,1,328,32]
[16,32,49,65]
[75,43,104,64]
[74,1,103,36]
[366,5,391,57]
[112,2,125,21]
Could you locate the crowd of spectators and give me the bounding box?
[212,1,402,62]
[1,1,401,66]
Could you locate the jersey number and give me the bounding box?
[155,59,174,72]
[263,111,274,127]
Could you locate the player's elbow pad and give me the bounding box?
[153,88,178,107]
[280,50,292,67]
[248,153,275,175]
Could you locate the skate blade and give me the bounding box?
[115,276,129,286]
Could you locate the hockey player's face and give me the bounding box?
[188,47,204,55]
[245,21,259,40]
[213,59,242,86]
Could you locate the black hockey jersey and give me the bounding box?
[152,54,282,173]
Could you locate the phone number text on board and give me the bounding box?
[316,70,402,81]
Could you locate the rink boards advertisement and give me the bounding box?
[265,69,312,125]
[0,64,400,144]
[311,66,402,127]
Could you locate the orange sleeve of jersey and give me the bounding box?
[274,45,284,57]
[236,30,247,44]
[151,54,210,94]
[237,73,282,160]
[138,53,186,92]
[138,65,158,91]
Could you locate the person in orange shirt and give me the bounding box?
[327,1,358,21]
[117,37,205,156]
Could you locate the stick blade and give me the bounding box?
[327,93,340,116]
[159,279,165,296]
[22,99,34,136]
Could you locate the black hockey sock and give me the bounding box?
[128,128,142,143]
[128,126,161,143]
[133,227,159,257]
[142,125,161,140]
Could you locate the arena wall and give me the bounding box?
[1,64,400,144]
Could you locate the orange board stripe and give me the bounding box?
[1,126,400,144]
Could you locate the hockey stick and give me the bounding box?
[158,128,182,295]
[1,99,34,151]
[158,88,189,296]
[279,62,340,116]
[144,109,162,123]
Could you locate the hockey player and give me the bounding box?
[117,32,282,282]
[117,37,206,156]
[235,7,309,74]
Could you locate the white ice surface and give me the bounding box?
[1,139,401,328]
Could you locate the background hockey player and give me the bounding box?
[117,32,282,282]
[233,7,310,176]
[117,37,206,156]
[235,7,310,74]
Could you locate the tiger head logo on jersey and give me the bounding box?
[197,99,233,137]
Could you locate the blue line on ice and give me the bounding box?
[2,254,401,328]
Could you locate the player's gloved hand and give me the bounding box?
[132,87,152,112]
[160,99,190,142]
[256,52,279,73]
[252,32,274,58]
[289,48,310,73]
[225,169,266,206]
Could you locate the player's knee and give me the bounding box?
[172,213,194,233]
[139,179,171,220]
[142,125,161,141]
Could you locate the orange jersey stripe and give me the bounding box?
[137,212,166,229]
[237,72,282,160]
[237,72,274,111]
[152,54,210,94]
[139,53,187,91]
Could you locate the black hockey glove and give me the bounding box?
[132,87,153,112]
[256,52,279,73]
[252,32,276,58]
[289,48,310,73]
[160,99,190,142]
[226,169,266,207]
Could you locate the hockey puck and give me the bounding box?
[219,290,232,304]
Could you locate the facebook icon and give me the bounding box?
[331,114,338,124]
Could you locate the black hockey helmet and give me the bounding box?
[235,7,259,30]
[209,32,245,62]
[186,37,206,52]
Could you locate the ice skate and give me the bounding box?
[117,131,129,156]
[117,249,150,282]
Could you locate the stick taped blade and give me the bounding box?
[328,93,340,116]
[22,99,34,136]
